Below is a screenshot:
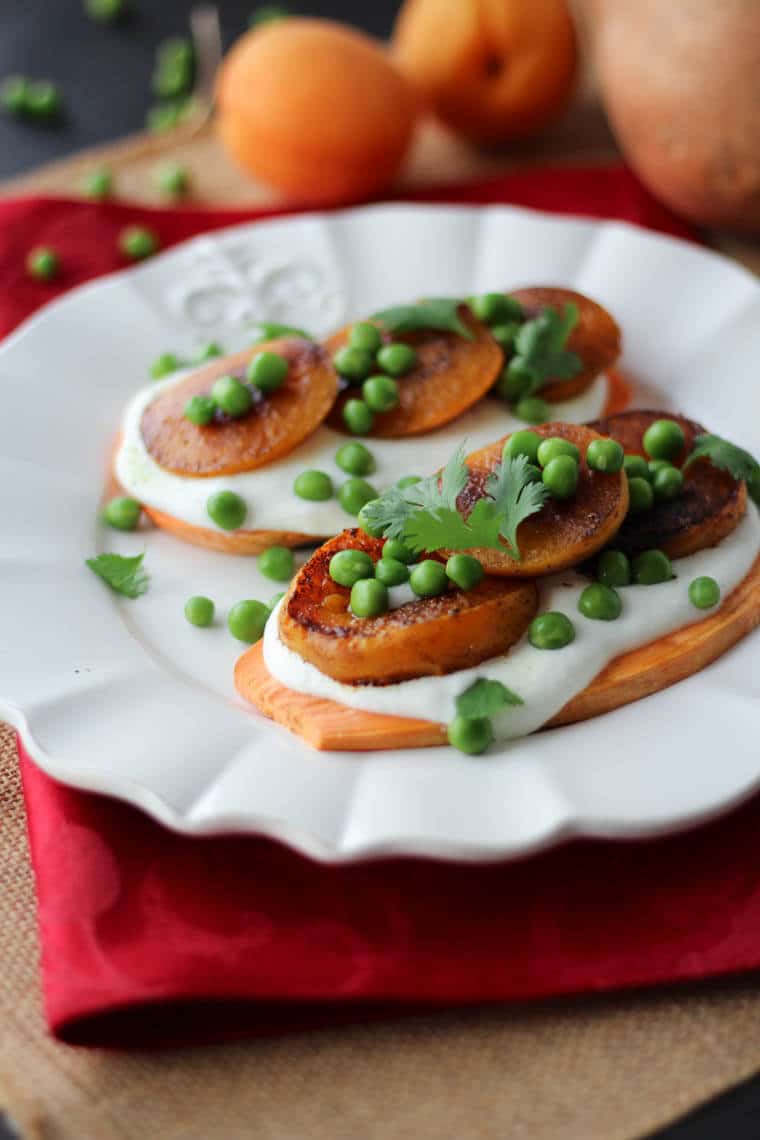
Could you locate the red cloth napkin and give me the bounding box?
[10,166,758,1051]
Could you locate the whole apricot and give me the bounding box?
[216,18,418,204]
[392,0,577,146]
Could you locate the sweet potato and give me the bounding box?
[141,337,338,477]
[278,528,538,684]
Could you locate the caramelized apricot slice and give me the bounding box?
[278,528,538,684]
[325,307,503,437]
[509,286,621,402]
[141,337,338,477]
[457,423,628,576]
[590,409,747,558]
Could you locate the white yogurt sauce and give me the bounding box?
[263,505,760,742]
[115,370,609,535]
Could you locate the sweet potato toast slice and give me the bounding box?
[509,286,621,402]
[278,529,539,684]
[140,507,315,555]
[325,307,503,437]
[456,423,629,577]
[141,337,338,477]
[236,552,760,751]
[590,409,747,558]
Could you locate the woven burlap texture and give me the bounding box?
[3,725,760,1140]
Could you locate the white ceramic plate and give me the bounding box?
[2,204,759,863]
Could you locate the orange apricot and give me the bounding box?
[392,0,577,145]
[216,18,418,204]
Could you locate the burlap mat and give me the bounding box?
[3,725,760,1140]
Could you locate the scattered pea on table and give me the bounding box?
[689,575,721,609]
[293,469,333,501]
[578,583,622,621]
[119,226,159,261]
[103,496,141,531]
[447,714,494,755]
[227,599,269,643]
[335,441,375,476]
[184,595,215,628]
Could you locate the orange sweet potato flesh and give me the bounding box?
[457,422,629,576]
[141,337,338,477]
[278,528,538,684]
[236,552,760,751]
[325,307,503,437]
[590,409,747,558]
[509,286,622,402]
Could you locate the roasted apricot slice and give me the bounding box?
[325,307,503,437]
[278,528,538,685]
[590,409,747,558]
[456,423,629,576]
[509,286,621,402]
[141,337,338,477]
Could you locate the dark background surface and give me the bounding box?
[1,3,759,1138]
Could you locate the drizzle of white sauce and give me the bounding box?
[115,370,609,534]
[263,505,760,742]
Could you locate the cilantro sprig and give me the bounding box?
[509,303,582,396]
[684,433,760,504]
[361,445,548,560]
[456,678,523,720]
[86,552,149,598]
[371,297,474,341]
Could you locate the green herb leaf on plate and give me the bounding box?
[511,303,583,396]
[86,552,148,598]
[684,433,760,503]
[370,297,473,340]
[456,677,523,720]
[485,453,550,560]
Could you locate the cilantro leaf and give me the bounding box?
[359,485,416,542]
[86,552,148,598]
[403,499,503,556]
[684,434,760,504]
[511,303,582,395]
[485,453,549,560]
[371,297,474,340]
[456,678,523,720]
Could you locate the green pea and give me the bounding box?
[350,577,388,618]
[445,553,484,591]
[362,374,399,413]
[623,454,651,481]
[25,81,61,121]
[537,437,580,468]
[247,350,288,393]
[250,321,311,344]
[1,76,29,115]
[335,441,375,476]
[184,595,214,628]
[578,583,622,621]
[193,342,223,363]
[375,557,409,586]
[349,322,382,353]
[410,559,448,598]
[84,167,113,200]
[103,496,141,531]
[293,469,333,501]
[146,99,195,133]
[26,246,59,281]
[376,343,417,376]
[542,454,579,499]
[652,465,684,502]
[338,477,378,516]
[490,320,521,351]
[597,550,631,588]
[84,0,125,23]
[152,38,194,99]
[397,475,421,488]
[643,418,686,461]
[184,394,216,425]
[648,458,672,476]
[343,399,374,435]
[383,538,414,564]
[269,591,286,611]
[155,162,189,198]
[496,359,533,402]
[333,345,374,382]
[329,548,374,587]
[119,226,159,261]
[515,396,551,425]
[468,292,522,325]
[151,352,182,379]
[528,611,575,650]
[586,438,624,473]
[357,502,385,537]
[689,575,721,610]
[631,549,672,585]
[447,715,494,755]
[747,467,760,507]
[258,545,295,582]
[211,375,252,418]
[503,430,541,464]
[627,476,654,513]
[227,600,269,644]
[206,490,247,531]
